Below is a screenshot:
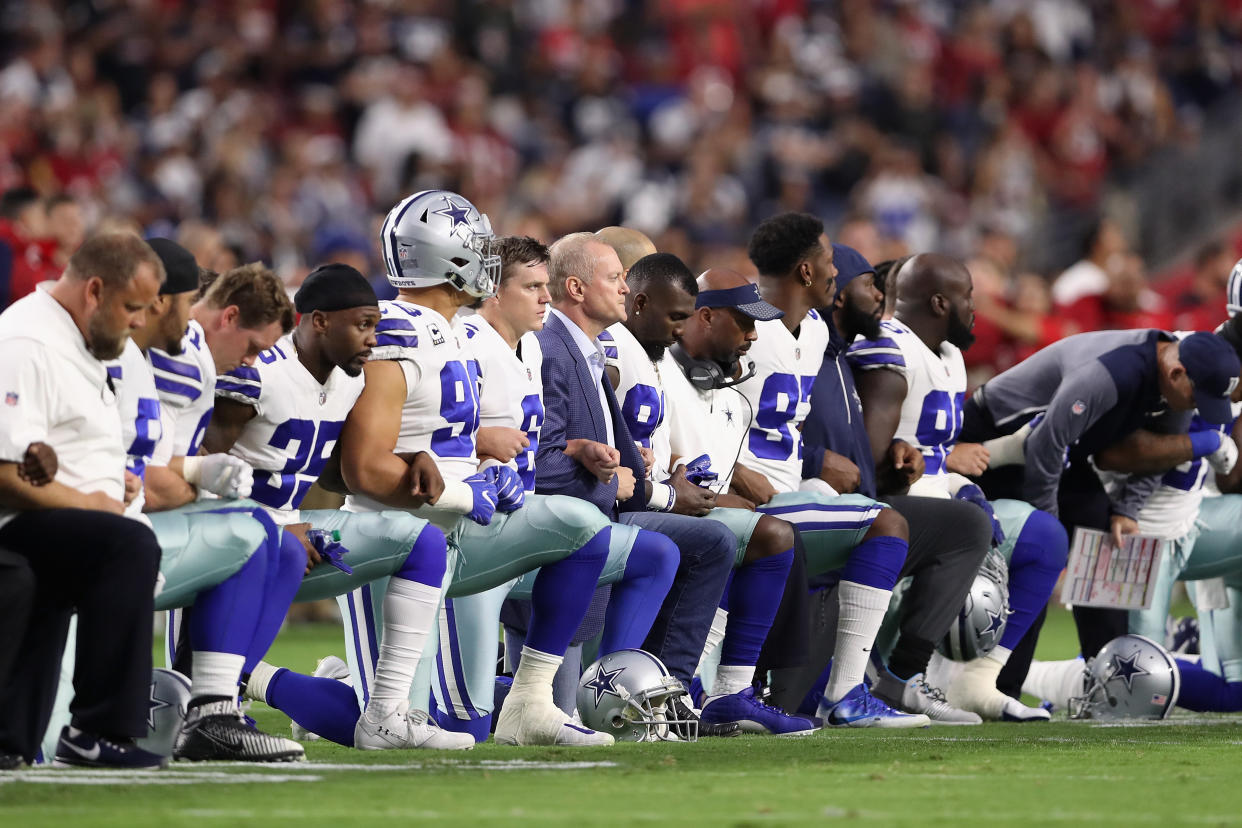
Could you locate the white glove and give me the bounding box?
[1207,433,1238,476]
[182,453,254,499]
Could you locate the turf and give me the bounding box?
[4,608,1238,827]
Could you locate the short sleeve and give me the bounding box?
[216,363,263,408]
[846,334,907,377]
[0,339,52,461]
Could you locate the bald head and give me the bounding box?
[596,226,657,272]
[697,267,750,293]
[894,253,976,349]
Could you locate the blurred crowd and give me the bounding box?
[2,0,1242,382]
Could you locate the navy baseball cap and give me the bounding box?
[694,281,783,321]
[1179,331,1241,425]
[831,243,875,301]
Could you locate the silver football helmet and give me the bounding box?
[577,649,697,742]
[1069,634,1180,720]
[380,189,501,297]
[136,668,191,757]
[940,548,1011,661]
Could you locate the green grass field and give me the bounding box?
[4,607,1240,827]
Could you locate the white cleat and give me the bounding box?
[494,697,615,746]
[876,671,981,726]
[949,656,1050,722]
[999,697,1052,723]
[354,707,475,751]
[292,656,351,742]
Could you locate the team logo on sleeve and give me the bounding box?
[4,391,17,406]
[1071,400,1086,415]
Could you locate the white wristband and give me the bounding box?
[435,480,475,515]
[646,481,676,512]
[181,455,203,486]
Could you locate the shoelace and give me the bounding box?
[914,677,949,704]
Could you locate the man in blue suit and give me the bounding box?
[536,232,739,735]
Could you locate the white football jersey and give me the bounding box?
[462,314,544,493]
[109,339,163,517]
[660,351,751,493]
[735,310,831,493]
[605,323,672,478]
[149,320,216,459]
[217,333,362,520]
[849,317,966,493]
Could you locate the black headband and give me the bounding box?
[147,238,199,295]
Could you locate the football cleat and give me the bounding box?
[291,655,351,742]
[495,695,614,746]
[354,707,475,751]
[873,669,981,726]
[53,727,166,770]
[700,687,820,736]
[947,655,1049,722]
[819,683,931,728]
[175,700,305,762]
[1165,616,1200,655]
[0,751,23,771]
[666,694,740,739]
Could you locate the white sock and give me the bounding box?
[191,651,245,702]
[509,645,562,707]
[705,665,754,704]
[825,581,891,703]
[365,578,441,717]
[1023,658,1085,708]
[246,660,278,703]
[695,607,729,677]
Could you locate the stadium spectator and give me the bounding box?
[1160,240,1238,333]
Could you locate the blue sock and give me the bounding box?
[719,570,735,611]
[526,528,610,655]
[243,515,307,673]
[840,535,907,590]
[430,704,493,743]
[599,529,678,654]
[999,510,1067,650]
[191,541,267,657]
[719,548,793,666]
[395,524,449,586]
[266,667,361,746]
[1174,657,1242,712]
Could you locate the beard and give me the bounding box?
[839,298,882,341]
[642,342,667,362]
[86,315,127,360]
[946,311,977,351]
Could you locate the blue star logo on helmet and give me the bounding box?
[983,609,1004,636]
[584,664,626,706]
[1110,652,1149,691]
[433,195,474,230]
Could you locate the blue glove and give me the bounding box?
[463,471,499,525]
[487,465,525,513]
[306,529,353,575]
[682,454,719,488]
[955,484,1005,547]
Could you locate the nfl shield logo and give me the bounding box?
[4,391,17,406]
[795,347,801,360]
[1071,400,1086,415]
[526,367,533,382]
[318,391,327,406]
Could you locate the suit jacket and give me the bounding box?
[536,312,646,519]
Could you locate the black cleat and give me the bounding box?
[174,700,305,762]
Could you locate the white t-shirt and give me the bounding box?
[0,287,126,527]
[605,322,672,479]
[734,310,831,493]
[463,314,544,494]
[109,339,163,517]
[848,317,967,492]
[660,351,751,493]
[217,333,362,523]
[149,319,216,459]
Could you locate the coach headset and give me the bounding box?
[668,343,756,391]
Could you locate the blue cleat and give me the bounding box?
[818,683,930,728]
[701,687,821,736]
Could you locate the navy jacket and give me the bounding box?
[535,312,647,519]
[801,319,878,498]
